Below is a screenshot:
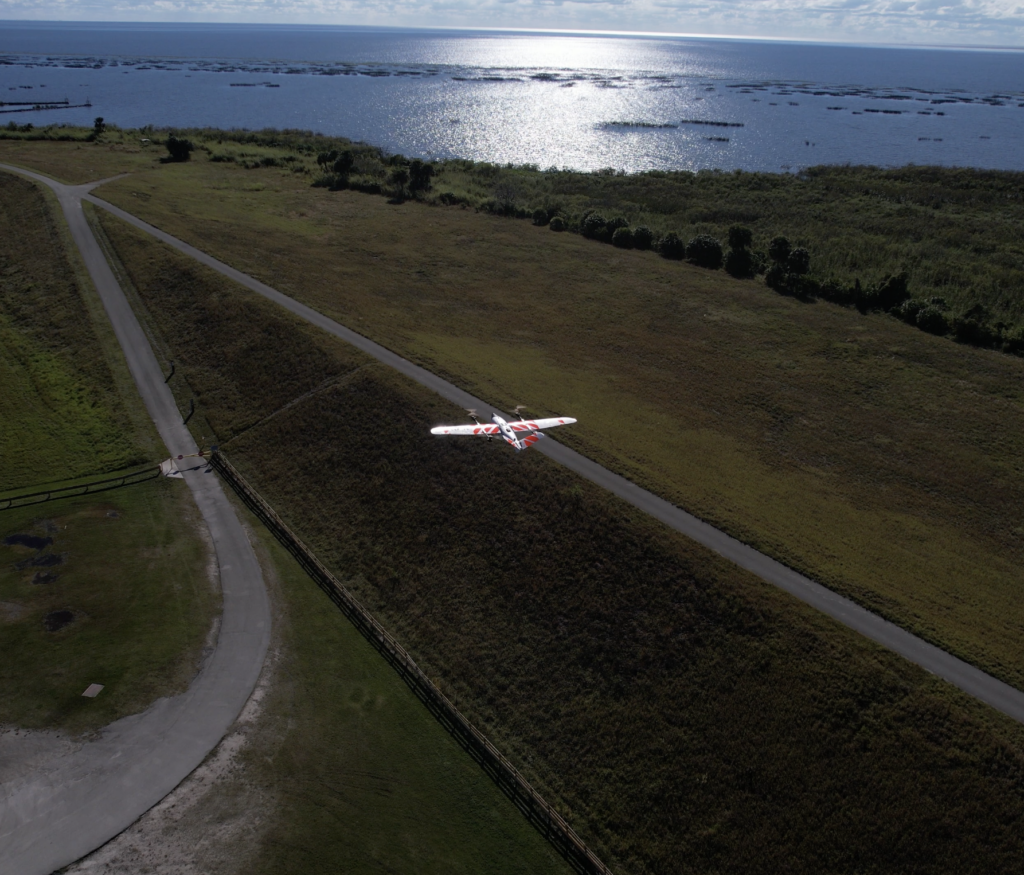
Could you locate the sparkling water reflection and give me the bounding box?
[2,22,1022,172]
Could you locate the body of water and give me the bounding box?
[2,21,1023,173]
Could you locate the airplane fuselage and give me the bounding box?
[492,414,522,450]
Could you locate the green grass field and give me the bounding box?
[73,148,1024,693]
[0,171,218,732]
[225,504,570,875]
[95,210,1024,875]
[0,132,161,185]
[0,481,219,733]
[0,171,156,490]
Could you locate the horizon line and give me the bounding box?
[2,18,1023,53]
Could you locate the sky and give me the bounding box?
[2,0,1024,47]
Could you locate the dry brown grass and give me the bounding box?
[80,153,1024,689]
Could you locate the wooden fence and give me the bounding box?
[0,465,160,511]
[211,451,614,875]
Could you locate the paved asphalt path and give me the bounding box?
[0,166,271,875]
[83,186,1024,727]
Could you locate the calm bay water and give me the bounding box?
[1,21,1023,173]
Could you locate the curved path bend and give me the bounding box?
[83,184,1024,727]
[0,165,271,875]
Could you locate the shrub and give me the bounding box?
[951,307,999,348]
[632,226,654,250]
[1003,327,1024,356]
[765,264,788,291]
[728,225,753,250]
[917,305,949,335]
[787,247,810,275]
[686,235,724,270]
[438,191,461,205]
[317,150,340,172]
[333,150,355,176]
[86,116,105,142]
[408,159,433,192]
[874,273,911,312]
[582,213,609,241]
[532,208,549,226]
[389,166,410,191]
[768,236,791,264]
[165,135,194,162]
[607,216,629,233]
[549,216,566,232]
[656,232,685,260]
[897,299,925,324]
[612,227,634,249]
[725,248,754,278]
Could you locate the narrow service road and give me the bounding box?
[0,166,270,875]
[84,187,1024,727]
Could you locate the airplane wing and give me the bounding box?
[430,424,500,435]
[509,417,577,432]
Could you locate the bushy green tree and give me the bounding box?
[917,306,948,334]
[632,226,654,250]
[657,232,685,260]
[768,236,791,264]
[874,273,910,311]
[389,166,410,193]
[333,150,354,176]
[725,247,755,278]
[532,208,549,226]
[549,216,566,232]
[317,149,340,173]
[765,263,787,291]
[582,213,609,240]
[408,159,433,192]
[612,227,634,249]
[686,235,724,270]
[165,135,194,162]
[897,299,924,324]
[728,225,753,250]
[787,247,810,275]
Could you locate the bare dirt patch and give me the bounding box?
[65,645,279,875]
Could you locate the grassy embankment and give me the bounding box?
[95,208,1024,875]
[70,146,1024,694]
[0,148,571,875]
[0,172,218,732]
[193,500,569,875]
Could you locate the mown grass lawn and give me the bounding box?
[0,481,218,733]
[83,152,1024,692]
[0,171,217,731]
[97,212,1024,875]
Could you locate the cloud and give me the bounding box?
[2,0,1024,44]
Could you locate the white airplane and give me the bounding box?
[431,407,577,452]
